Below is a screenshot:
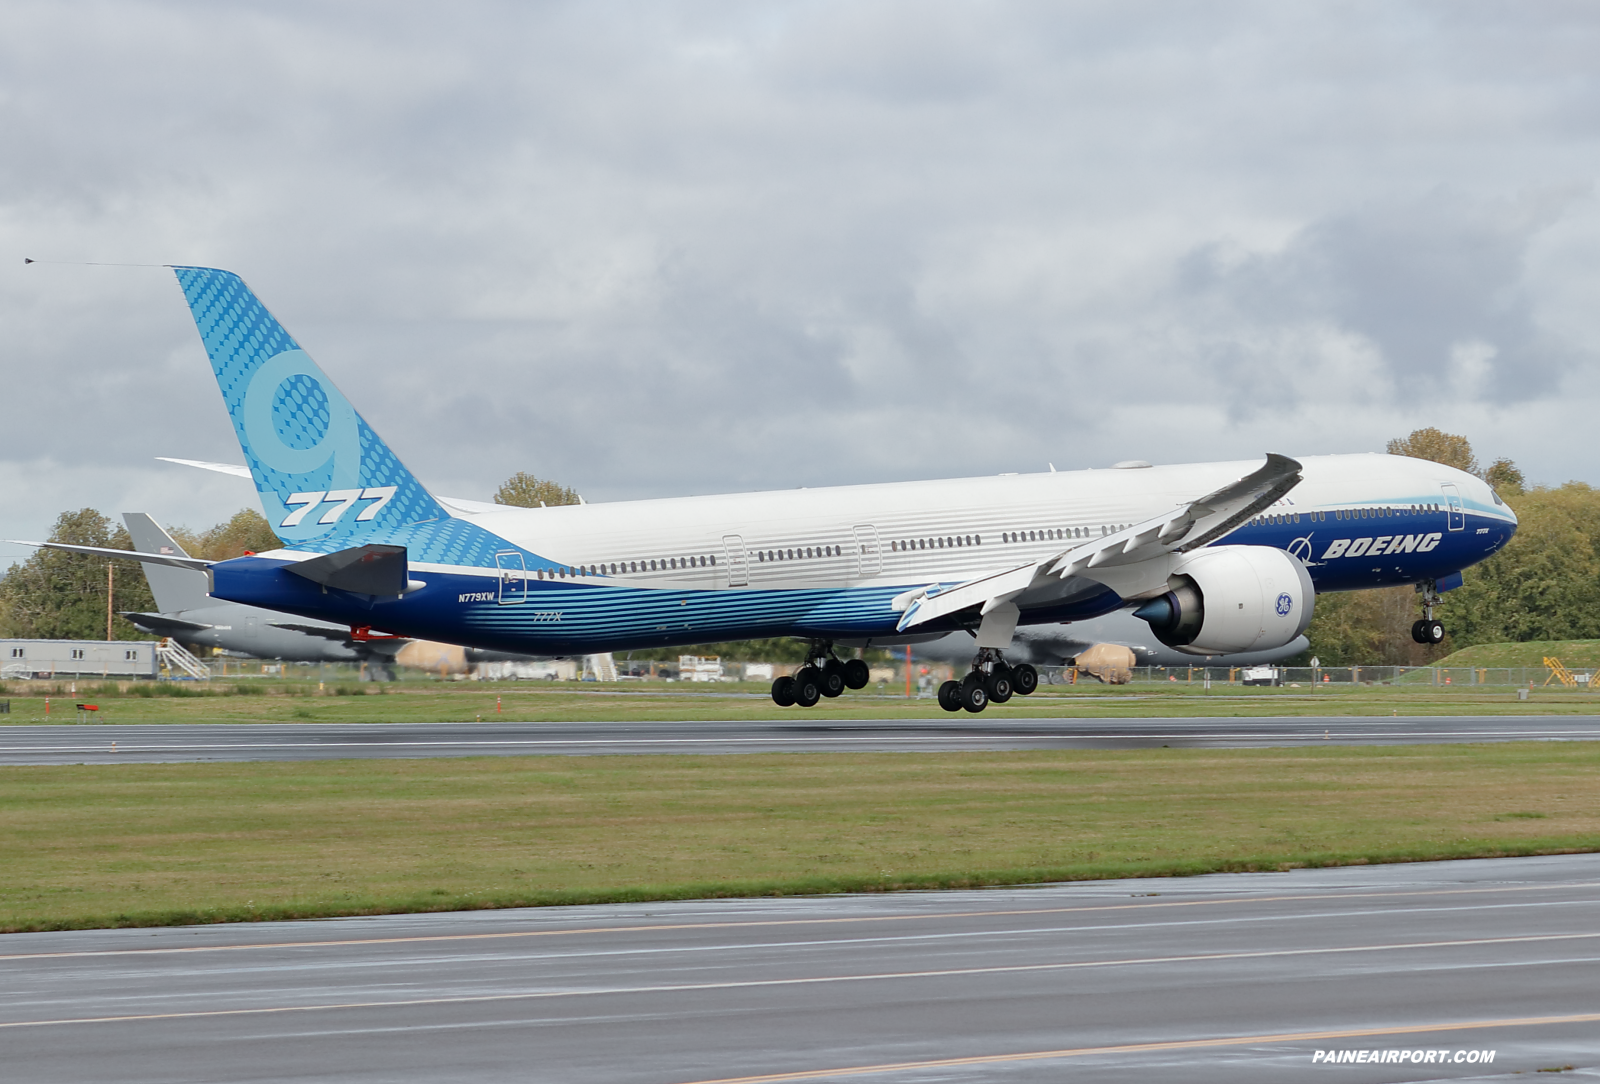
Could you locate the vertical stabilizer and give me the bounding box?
[171,267,446,553]
[122,513,212,613]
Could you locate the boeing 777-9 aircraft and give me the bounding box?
[19,268,1518,713]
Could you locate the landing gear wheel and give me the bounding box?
[771,675,796,707]
[937,680,962,712]
[985,671,1013,704]
[792,667,822,707]
[1412,619,1445,645]
[1011,663,1039,696]
[819,659,846,698]
[842,658,870,690]
[959,678,988,714]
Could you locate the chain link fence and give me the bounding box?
[1032,664,1595,688]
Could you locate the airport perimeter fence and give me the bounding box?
[1046,665,1598,689]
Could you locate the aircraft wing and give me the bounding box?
[121,612,214,633]
[3,540,211,571]
[266,622,362,642]
[895,453,1303,632]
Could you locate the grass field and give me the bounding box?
[1433,639,1600,669]
[2,676,1599,724]
[2,743,1597,932]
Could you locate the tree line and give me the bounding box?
[3,458,1592,663]
[0,508,282,640]
[0,470,582,642]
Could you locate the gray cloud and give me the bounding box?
[3,1,1600,554]
[1176,189,1584,404]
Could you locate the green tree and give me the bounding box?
[1484,457,1526,497]
[495,472,580,508]
[1438,483,1600,644]
[169,508,282,561]
[1386,428,1479,475]
[0,509,156,640]
[1301,585,1451,666]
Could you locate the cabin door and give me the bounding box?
[722,535,748,587]
[496,551,527,604]
[853,525,882,577]
[1440,484,1465,532]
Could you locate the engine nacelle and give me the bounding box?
[1132,546,1314,656]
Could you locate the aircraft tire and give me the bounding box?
[937,680,962,712]
[771,675,796,707]
[985,671,1013,704]
[1011,663,1039,695]
[1422,619,1445,645]
[959,679,988,713]
[842,658,870,689]
[819,659,846,698]
[793,667,823,707]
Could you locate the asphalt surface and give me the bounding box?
[2,715,1600,764]
[5,854,1599,1082]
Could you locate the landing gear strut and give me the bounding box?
[937,649,1039,714]
[771,642,870,707]
[1411,581,1446,645]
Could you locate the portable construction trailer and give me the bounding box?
[1,639,158,680]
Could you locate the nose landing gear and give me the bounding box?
[937,649,1040,713]
[1411,581,1447,645]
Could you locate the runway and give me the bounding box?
[1,715,1599,764]
[4,854,1598,1082]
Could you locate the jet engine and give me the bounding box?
[1132,546,1314,656]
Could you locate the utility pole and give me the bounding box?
[106,562,114,641]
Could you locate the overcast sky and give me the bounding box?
[4,1,1598,557]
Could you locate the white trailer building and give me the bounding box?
[1,640,158,680]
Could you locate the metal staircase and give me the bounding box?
[584,653,619,682]
[157,638,211,681]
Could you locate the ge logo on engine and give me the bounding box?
[1275,592,1293,617]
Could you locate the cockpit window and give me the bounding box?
[1491,488,1504,506]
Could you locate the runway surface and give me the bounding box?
[5,854,1598,1082]
[2,715,1599,764]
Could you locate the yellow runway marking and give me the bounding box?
[3,930,1598,1029]
[673,1012,1600,1083]
[3,880,1595,962]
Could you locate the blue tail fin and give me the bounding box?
[172,267,447,552]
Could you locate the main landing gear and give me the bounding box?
[937,649,1039,714]
[771,642,870,708]
[1411,580,1446,645]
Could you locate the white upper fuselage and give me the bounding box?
[417,452,1508,595]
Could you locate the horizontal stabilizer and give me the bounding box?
[3,540,211,571]
[284,544,409,596]
[155,457,253,479]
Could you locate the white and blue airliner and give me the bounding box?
[24,268,1518,712]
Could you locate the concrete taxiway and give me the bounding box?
[1,715,1599,764]
[4,854,1599,1082]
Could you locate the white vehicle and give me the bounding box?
[1240,666,1282,687]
